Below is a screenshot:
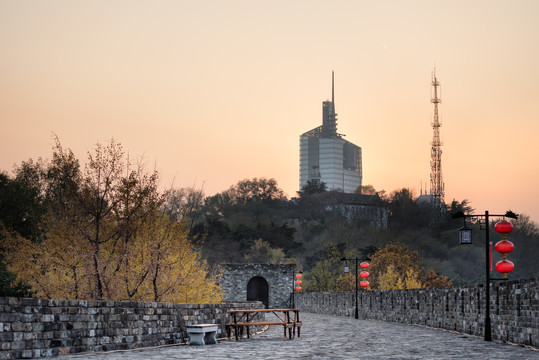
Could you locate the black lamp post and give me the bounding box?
[340,257,370,319]
[452,210,518,341]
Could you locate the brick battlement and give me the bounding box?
[295,277,539,347]
[2,278,537,358]
[0,298,263,359]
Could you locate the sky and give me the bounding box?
[1,1,539,223]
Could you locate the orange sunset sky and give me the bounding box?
[1,1,539,222]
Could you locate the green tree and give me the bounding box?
[0,224,35,297]
[44,136,81,214]
[0,164,47,242]
[357,184,377,195]
[388,188,429,229]
[0,167,47,297]
[298,179,327,196]
[227,178,286,205]
[244,238,290,264]
[0,260,34,297]
[199,178,295,267]
[304,243,347,292]
[446,199,474,216]
[356,184,387,199]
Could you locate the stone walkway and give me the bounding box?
[60,312,539,359]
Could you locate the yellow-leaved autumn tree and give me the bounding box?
[336,273,355,292]
[377,265,403,290]
[3,138,222,303]
[370,243,451,290]
[376,266,423,290]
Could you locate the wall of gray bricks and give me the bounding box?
[220,264,296,308]
[0,297,263,359]
[295,277,539,347]
[3,277,537,358]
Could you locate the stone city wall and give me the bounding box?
[296,278,539,347]
[0,298,263,359]
[220,264,296,308]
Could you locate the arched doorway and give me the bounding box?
[247,276,269,308]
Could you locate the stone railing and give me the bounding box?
[295,277,539,347]
[0,298,263,359]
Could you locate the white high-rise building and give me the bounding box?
[299,72,362,193]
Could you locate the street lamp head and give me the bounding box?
[459,226,472,244]
[340,257,350,273]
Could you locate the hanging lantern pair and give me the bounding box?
[494,221,515,278]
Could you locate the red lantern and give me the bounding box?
[295,286,302,291]
[360,262,369,269]
[360,271,369,278]
[296,274,302,279]
[360,281,369,288]
[495,260,514,278]
[495,240,514,255]
[494,221,513,235]
[295,280,302,285]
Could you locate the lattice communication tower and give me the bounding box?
[430,69,445,222]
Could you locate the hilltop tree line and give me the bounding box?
[2,138,539,298]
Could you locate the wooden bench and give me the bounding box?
[186,324,218,345]
[226,309,301,341]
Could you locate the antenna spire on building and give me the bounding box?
[321,71,338,137]
[332,70,334,105]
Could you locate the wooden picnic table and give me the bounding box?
[226,308,301,341]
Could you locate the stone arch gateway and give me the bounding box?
[220,264,296,308]
[247,276,269,308]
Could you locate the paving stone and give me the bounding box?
[58,312,539,360]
